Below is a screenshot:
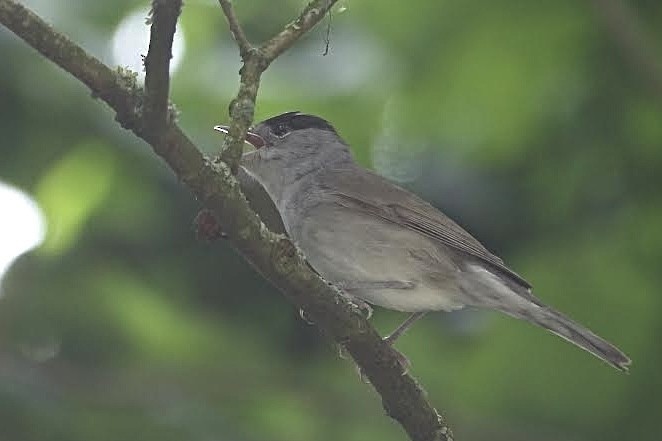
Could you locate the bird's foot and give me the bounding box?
[349,299,373,319]
[298,308,314,325]
[357,364,371,384]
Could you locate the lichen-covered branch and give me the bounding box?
[217,55,264,174]
[217,0,341,173]
[143,0,182,135]
[0,1,453,440]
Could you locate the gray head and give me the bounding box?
[215,112,352,203]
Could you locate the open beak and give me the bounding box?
[213,125,266,149]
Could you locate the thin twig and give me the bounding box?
[261,0,339,62]
[143,0,182,135]
[0,1,453,440]
[323,8,332,56]
[217,0,253,58]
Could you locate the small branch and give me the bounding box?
[260,0,339,63]
[143,0,182,135]
[591,0,662,102]
[215,0,261,173]
[217,0,340,173]
[0,1,453,440]
[218,56,264,174]
[217,0,253,58]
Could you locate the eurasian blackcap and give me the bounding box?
[215,112,631,371]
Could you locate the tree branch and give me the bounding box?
[143,0,182,135]
[260,0,337,62]
[217,55,264,174]
[217,0,253,58]
[0,1,453,440]
[217,0,340,173]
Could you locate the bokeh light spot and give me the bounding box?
[0,182,46,287]
[36,141,117,255]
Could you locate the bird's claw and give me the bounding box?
[349,299,373,319]
[299,308,314,325]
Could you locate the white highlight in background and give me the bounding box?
[0,181,45,289]
[111,7,185,82]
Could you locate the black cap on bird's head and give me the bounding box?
[214,111,349,202]
[259,111,337,136]
[214,111,338,149]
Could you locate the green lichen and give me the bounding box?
[115,66,140,92]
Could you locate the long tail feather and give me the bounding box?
[513,305,631,372]
[462,264,631,371]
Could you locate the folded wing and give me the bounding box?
[320,167,532,290]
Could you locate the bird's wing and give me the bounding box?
[320,167,532,290]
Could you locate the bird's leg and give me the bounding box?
[379,312,426,375]
[351,311,427,378]
[384,312,427,345]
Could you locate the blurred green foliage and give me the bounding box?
[1,0,661,440]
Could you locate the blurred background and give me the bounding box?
[1,0,661,440]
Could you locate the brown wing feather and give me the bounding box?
[321,167,531,289]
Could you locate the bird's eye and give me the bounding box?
[272,123,290,138]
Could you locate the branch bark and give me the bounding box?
[217,0,252,58]
[218,0,339,173]
[143,0,182,135]
[0,1,453,440]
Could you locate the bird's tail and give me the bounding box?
[505,305,631,372]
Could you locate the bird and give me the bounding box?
[214,111,631,372]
